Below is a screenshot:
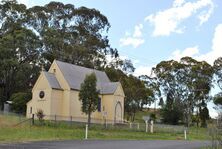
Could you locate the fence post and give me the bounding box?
[104,118,107,129]
[54,115,57,126]
[184,129,187,140]
[130,123,132,129]
[137,123,140,130]
[150,120,154,133]
[32,114,34,125]
[145,120,148,133]
[70,116,72,126]
[85,124,88,139]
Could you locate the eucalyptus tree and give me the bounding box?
[139,75,161,112]
[153,57,214,127]
[27,1,117,69]
[180,57,213,126]
[214,57,222,90]
[213,57,222,112]
[0,0,41,109]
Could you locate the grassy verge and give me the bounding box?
[0,124,211,143]
[0,114,211,143]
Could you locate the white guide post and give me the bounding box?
[150,120,153,133]
[184,129,187,140]
[145,120,148,133]
[85,124,88,140]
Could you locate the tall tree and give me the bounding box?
[139,75,161,112]
[153,57,214,127]
[10,91,31,114]
[27,2,117,69]
[160,90,184,125]
[79,73,99,126]
[0,0,41,109]
[214,57,222,90]
[213,57,222,112]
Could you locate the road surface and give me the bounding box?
[0,140,210,149]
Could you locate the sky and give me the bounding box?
[17,0,222,118]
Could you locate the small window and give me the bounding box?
[39,91,45,99]
[30,107,32,114]
[53,69,56,73]
[98,98,101,112]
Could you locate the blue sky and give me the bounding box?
[18,0,222,117]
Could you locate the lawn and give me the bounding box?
[0,114,211,143]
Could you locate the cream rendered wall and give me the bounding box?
[69,90,82,118]
[50,89,63,116]
[113,84,125,122]
[101,95,114,122]
[69,90,114,123]
[68,84,125,123]
[26,72,52,119]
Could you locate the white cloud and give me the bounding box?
[133,24,143,37]
[169,24,222,65]
[196,24,222,64]
[120,24,145,48]
[120,38,145,48]
[17,0,36,7]
[134,66,154,77]
[198,6,214,25]
[17,0,29,6]
[170,46,200,61]
[145,0,214,36]
[173,0,185,7]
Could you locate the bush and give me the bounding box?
[10,92,31,114]
[150,113,156,122]
[36,109,45,124]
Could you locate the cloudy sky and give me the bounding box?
[17,0,222,117]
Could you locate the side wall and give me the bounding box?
[50,89,63,116]
[69,90,115,123]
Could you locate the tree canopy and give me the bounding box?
[153,57,214,126]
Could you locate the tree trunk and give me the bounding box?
[88,112,91,127]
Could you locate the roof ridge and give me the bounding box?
[44,71,55,75]
[55,60,105,73]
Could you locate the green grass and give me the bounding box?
[0,114,211,143]
[0,124,211,143]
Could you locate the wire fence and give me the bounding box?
[26,113,188,134]
[1,112,187,133]
[0,111,213,144]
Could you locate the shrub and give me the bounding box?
[36,109,45,123]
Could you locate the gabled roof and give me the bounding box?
[43,72,63,90]
[55,60,119,94]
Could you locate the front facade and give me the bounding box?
[26,60,125,123]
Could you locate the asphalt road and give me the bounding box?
[0,140,210,149]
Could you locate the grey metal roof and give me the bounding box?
[55,60,119,94]
[98,82,120,94]
[44,72,63,90]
